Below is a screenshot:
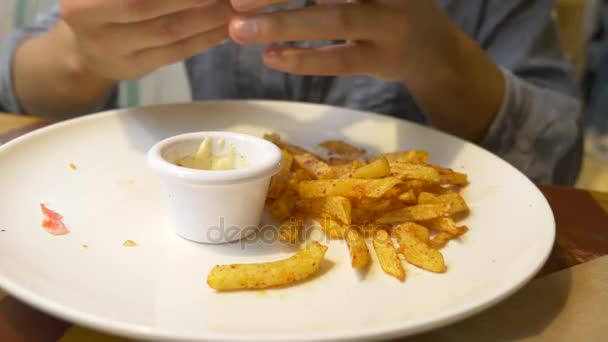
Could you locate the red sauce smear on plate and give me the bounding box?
[40,203,70,236]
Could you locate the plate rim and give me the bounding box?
[0,100,556,341]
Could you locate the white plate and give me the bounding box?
[0,101,554,341]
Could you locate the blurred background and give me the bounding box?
[0,0,606,191]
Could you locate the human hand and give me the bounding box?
[60,0,233,80]
[229,0,505,140]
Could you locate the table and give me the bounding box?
[1,112,608,342]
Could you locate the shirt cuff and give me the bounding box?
[480,67,522,154]
[0,31,38,114]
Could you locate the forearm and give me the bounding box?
[13,21,116,118]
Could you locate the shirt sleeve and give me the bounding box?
[0,6,117,116]
[477,0,583,185]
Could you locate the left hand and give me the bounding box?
[229,0,505,141]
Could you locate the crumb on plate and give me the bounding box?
[69,163,77,170]
[82,244,89,249]
[123,240,137,247]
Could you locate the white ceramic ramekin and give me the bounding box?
[147,132,282,244]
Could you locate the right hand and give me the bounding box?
[60,0,233,80]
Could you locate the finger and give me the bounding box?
[230,3,381,44]
[106,1,233,51]
[62,0,216,24]
[230,0,289,12]
[134,26,229,70]
[231,0,356,12]
[262,43,376,76]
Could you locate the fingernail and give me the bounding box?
[231,17,259,42]
[232,0,256,11]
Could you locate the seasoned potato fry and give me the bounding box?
[373,150,429,164]
[358,222,390,238]
[396,222,430,243]
[373,229,406,281]
[433,166,469,186]
[423,217,469,236]
[264,133,321,159]
[269,190,298,222]
[376,204,450,224]
[393,226,446,273]
[320,140,366,159]
[297,196,352,224]
[346,227,370,269]
[328,157,354,166]
[319,215,348,239]
[391,163,441,183]
[207,242,329,290]
[418,192,469,215]
[351,207,375,225]
[352,158,390,179]
[294,153,336,180]
[333,160,367,178]
[299,178,401,199]
[258,135,471,287]
[353,198,392,212]
[398,189,417,204]
[278,216,305,244]
[402,180,444,194]
[267,150,294,199]
[429,232,455,249]
[288,169,311,191]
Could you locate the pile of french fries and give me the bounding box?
[265,134,470,279]
[207,134,469,290]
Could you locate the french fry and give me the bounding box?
[372,150,429,164]
[298,178,402,199]
[352,198,392,212]
[373,229,406,282]
[288,169,312,192]
[351,207,375,225]
[319,215,349,239]
[259,135,471,286]
[320,140,366,159]
[264,133,321,159]
[352,158,391,179]
[207,242,328,290]
[297,196,352,224]
[433,166,469,186]
[358,222,391,238]
[294,153,336,180]
[269,190,298,222]
[267,150,294,199]
[346,227,370,269]
[396,222,430,244]
[278,216,305,244]
[391,163,441,183]
[429,232,455,249]
[423,217,469,236]
[393,226,446,273]
[398,189,417,204]
[418,192,469,215]
[328,157,354,166]
[376,204,451,224]
[333,160,367,178]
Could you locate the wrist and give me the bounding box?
[408,25,505,141]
